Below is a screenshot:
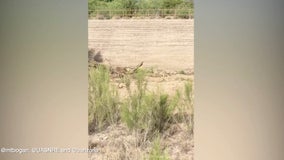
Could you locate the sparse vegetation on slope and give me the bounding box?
[88,63,194,159]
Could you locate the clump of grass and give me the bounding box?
[184,80,194,134]
[121,68,148,130]
[150,90,181,134]
[148,136,170,160]
[167,80,194,135]
[88,65,120,133]
[121,69,178,140]
[174,80,194,134]
[184,81,193,104]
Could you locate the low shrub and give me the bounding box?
[88,65,120,133]
[121,69,178,139]
[148,136,170,160]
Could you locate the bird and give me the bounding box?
[93,51,103,63]
[132,61,144,73]
[88,48,103,63]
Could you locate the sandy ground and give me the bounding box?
[88,19,194,160]
[88,19,194,95]
[88,19,194,71]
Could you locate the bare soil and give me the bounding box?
[88,19,194,71]
[88,19,194,160]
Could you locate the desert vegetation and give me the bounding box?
[88,0,194,19]
[88,5,194,158]
[88,49,194,159]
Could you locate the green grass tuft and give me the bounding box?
[88,65,120,133]
[148,136,170,160]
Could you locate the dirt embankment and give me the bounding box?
[88,19,194,71]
